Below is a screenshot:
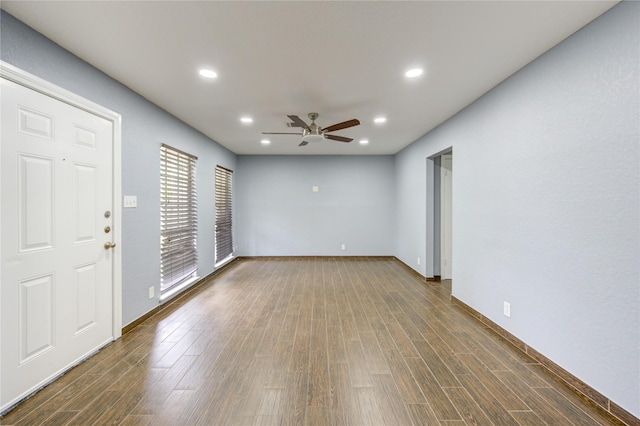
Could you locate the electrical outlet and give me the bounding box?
[341,244,346,251]
[149,286,155,299]
[503,301,511,318]
[417,257,421,265]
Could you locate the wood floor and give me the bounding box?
[1,258,623,425]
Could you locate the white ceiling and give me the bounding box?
[1,1,617,155]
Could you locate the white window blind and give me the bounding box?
[160,144,198,292]
[215,165,233,263]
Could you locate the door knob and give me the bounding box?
[104,241,116,249]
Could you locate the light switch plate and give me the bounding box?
[124,195,137,208]
[312,186,319,193]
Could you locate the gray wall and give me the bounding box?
[395,2,639,417]
[0,11,237,326]
[237,155,395,256]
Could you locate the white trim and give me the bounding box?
[0,61,123,340]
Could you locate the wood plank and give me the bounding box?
[60,361,130,411]
[404,403,440,426]
[326,326,347,364]
[453,330,508,371]
[262,341,293,389]
[118,415,154,426]
[534,387,605,426]
[413,340,460,388]
[455,374,520,426]
[343,338,373,387]
[370,373,416,425]
[355,387,385,425]
[443,386,493,425]
[493,369,577,425]
[373,326,427,404]
[280,372,307,426]
[39,411,79,426]
[151,389,198,425]
[360,331,390,374]
[132,355,196,415]
[328,362,359,426]
[457,353,529,411]
[404,357,461,421]
[307,347,329,407]
[11,374,101,426]
[304,405,330,426]
[385,320,420,358]
[65,390,124,426]
[508,410,547,426]
[393,312,426,343]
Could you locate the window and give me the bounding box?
[160,144,198,293]
[215,165,233,263]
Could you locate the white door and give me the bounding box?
[441,154,453,280]
[1,77,115,411]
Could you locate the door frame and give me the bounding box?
[0,61,122,341]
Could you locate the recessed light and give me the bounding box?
[374,117,387,124]
[405,68,423,78]
[240,117,253,124]
[359,139,369,145]
[199,69,218,79]
[261,139,270,145]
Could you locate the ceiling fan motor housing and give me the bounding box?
[263,112,359,145]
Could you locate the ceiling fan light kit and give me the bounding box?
[301,133,325,144]
[262,112,360,147]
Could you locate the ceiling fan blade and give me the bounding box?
[322,119,360,133]
[298,141,309,146]
[325,134,353,143]
[287,115,310,130]
[261,132,303,135]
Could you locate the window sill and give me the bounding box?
[215,254,235,270]
[159,275,200,304]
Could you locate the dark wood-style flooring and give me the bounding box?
[1,258,622,425]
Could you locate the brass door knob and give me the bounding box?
[104,241,116,249]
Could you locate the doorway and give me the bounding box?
[440,154,453,280]
[432,151,452,281]
[0,63,122,413]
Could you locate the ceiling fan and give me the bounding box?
[262,112,360,146]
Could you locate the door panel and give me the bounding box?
[20,274,54,362]
[74,263,98,334]
[1,77,115,411]
[73,163,98,242]
[18,154,55,251]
